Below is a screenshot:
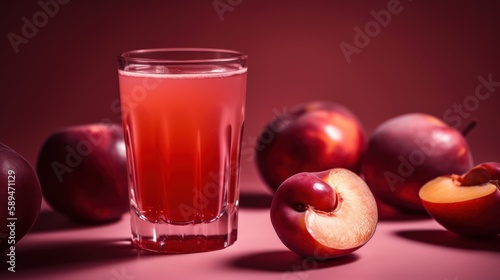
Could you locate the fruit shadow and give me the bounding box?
[0,238,156,273]
[229,250,359,272]
[377,210,431,222]
[29,210,123,232]
[395,229,500,252]
[239,192,273,209]
[375,199,431,221]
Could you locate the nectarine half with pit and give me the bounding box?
[419,162,500,238]
[270,168,378,259]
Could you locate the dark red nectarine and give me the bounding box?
[361,113,473,212]
[0,143,42,252]
[37,123,128,223]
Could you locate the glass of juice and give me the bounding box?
[117,48,247,253]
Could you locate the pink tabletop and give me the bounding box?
[1,190,499,280]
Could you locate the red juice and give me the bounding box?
[119,66,247,228]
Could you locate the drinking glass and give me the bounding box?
[117,48,247,253]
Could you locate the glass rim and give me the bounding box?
[118,48,247,65]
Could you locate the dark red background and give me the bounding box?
[1,0,499,196]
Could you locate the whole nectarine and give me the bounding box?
[0,143,42,252]
[361,113,473,212]
[256,101,365,192]
[37,123,128,223]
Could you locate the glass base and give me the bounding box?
[130,207,238,253]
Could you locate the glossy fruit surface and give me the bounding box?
[362,113,473,212]
[37,123,128,223]
[257,101,365,191]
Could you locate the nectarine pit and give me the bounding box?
[282,173,338,214]
[459,162,500,187]
[292,203,308,212]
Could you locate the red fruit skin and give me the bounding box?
[256,102,365,192]
[36,123,128,224]
[270,171,358,259]
[422,190,500,237]
[361,113,473,212]
[1,143,42,252]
